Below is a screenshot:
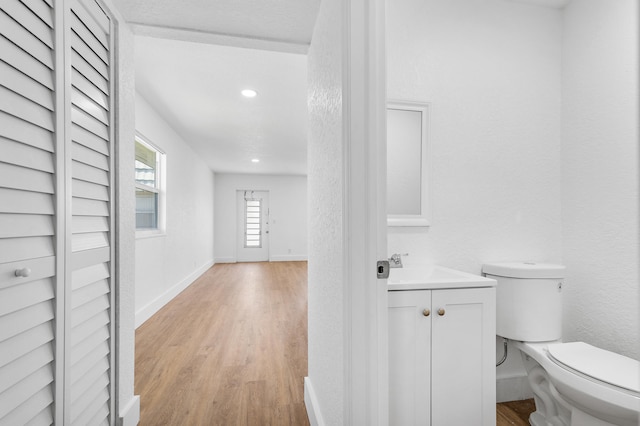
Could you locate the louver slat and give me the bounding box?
[0,60,54,110]
[0,111,54,151]
[0,1,53,48]
[0,213,53,239]
[0,85,54,131]
[0,162,54,194]
[70,12,108,65]
[0,136,55,172]
[21,0,54,28]
[0,36,54,89]
[0,9,53,68]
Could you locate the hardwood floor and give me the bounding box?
[497,399,536,426]
[135,261,309,426]
[136,260,536,425]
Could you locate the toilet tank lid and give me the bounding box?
[482,262,565,278]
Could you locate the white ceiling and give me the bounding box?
[113,0,320,48]
[113,0,319,175]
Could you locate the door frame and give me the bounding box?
[342,0,388,424]
[236,190,270,262]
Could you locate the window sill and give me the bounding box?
[136,229,166,240]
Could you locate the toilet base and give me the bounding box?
[516,341,640,426]
[524,362,571,426]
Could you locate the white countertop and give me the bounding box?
[388,265,496,291]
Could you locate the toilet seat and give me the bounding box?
[547,342,640,395]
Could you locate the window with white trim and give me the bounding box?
[244,198,262,248]
[135,135,165,231]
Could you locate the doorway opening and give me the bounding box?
[236,190,270,262]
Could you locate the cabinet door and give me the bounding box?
[431,288,496,426]
[389,290,431,425]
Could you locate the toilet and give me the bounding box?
[483,262,640,426]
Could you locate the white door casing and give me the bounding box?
[236,190,269,262]
[342,0,388,424]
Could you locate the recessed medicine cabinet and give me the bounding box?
[387,101,430,227]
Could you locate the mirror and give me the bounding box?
[387,101,430,227]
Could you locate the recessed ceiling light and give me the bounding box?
[251,158,260,163]
[241,89,257,98]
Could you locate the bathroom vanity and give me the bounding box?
[388,266,496,425]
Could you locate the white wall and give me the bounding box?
[387,0,564,401]
[388,0,640,402]
[110,5,138,423]
[561,0,639,359]
[134,92,215,327]
[305,0,345,423]
[387,0,564,272]
[214,173,307,262]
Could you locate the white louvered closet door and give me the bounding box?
[0,0,59,424]
[66,0,115,424]
[0,0,116,424]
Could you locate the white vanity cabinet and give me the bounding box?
[389,287,496,425]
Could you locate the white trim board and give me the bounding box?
[129,23,309,55]
[214,257,236,264]
[269,255,308,262]
[304,377,325,426]
[135,260,214,328]
[341,0,388,424]
[118,395,140,426]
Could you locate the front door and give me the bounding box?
[236,190,269,262]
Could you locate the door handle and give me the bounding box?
[15,267,31,278]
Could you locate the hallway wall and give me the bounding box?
[306,0,345,423]
[134,92,215,327]
[214,173,307,263]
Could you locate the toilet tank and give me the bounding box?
[482,262,565,342]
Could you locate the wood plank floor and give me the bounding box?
[136,261,535,425]
[135,261,309,425]
[497,399,536,426]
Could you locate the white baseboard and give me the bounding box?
[270,255,308,262]
[135,260,214,328]
[215,257,236,263]
[497,375,533,403]
[304,377,325,426]
[215,256,308,263]
[119,395,140,426]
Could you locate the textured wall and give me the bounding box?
[561,0,639,359]
[109,5,138,419]
[386,0,565,392]
[306,0,345,423]
[134,92,215,326]
[386,0,563,276]
[213,173,308,262]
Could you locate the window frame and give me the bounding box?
[135,133,166,238]
[244,197,263,248]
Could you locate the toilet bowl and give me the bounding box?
[483,262,640,426]
[515,340,640,426]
